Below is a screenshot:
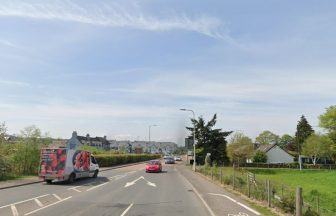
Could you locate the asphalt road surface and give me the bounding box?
[0,162,261,216]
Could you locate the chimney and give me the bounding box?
[104,135,107,140]
[72,131,77,138]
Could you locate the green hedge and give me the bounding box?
[94,154,161,167]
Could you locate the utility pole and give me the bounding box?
[148,125,158,153]
[180,108,196,172]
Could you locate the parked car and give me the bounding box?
[145,160,162,173]
[174,156,182,161]
[164,157,175,164]
[39,148,99,184]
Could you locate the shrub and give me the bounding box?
[94,154,161,167]
[253,151,267,163]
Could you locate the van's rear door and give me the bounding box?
[40,148,67,179]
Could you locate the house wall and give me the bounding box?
[266,146,294,164]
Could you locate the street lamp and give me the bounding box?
[180,108,196,172]
[148,124,158,153]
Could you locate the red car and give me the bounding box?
[145,160,162,173]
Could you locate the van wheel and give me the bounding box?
[68,173,76,183]
[45,180,52,184]
[93,170,98,178]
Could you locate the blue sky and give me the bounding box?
[0,0,335,144]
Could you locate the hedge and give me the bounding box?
[94,154,161,167]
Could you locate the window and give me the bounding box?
[91,156,97,164]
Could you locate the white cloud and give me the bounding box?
[0,0,228,40]
[0,79,30,87]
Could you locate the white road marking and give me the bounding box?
[120,203,133,216]
[124,176,156,188]
[52,194,62,201]
[208,193,260,216]
[34,198,44,207]
[24,196,72,216]
[10,204,18,216]
[178,172,216,216]
[86,182,109,191]
[69,187,82,192]
[0,194,50,209]
[228,213,249,216]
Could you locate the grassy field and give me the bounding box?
[198,166,336,214]
[246,168,336,214]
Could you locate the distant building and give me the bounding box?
[67,131,111,150]
[257,144,294,164]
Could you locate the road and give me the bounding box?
[0,162,261,216]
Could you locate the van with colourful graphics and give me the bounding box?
[39,148,99,184]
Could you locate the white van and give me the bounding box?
[39,148,99,184]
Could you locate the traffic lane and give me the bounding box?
[128,164,209,216]
[177,165,261,216]
[0,167,142,216]
[0,163,143,207]
[29,164,210,216]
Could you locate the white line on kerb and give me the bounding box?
[86,182,109,191]
[120,203,133,216]
[34,198,44,207]
[10,204,18,216]
[24,196,72,216]
[52,194,62,201]
[0,194,50,209]
[208,193,261,216]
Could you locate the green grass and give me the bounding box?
[246,168,336,214]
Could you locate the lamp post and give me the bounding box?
[148,125,158,153]
[180,108,196,172]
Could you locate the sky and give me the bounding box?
[0,0,335,145]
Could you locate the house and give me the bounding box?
[257,144,294,164]
[67,131,111,150]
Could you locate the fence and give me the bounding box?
[241,163,336,170]
[195,165,334,216]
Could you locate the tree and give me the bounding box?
[295,115,314,154]
[279,134,295,150]
[302,134,332,165]
[255,131,280,145]
[253,151,268,163]
[319,105,336,143]
[227,132,254,165]
[186,114,232,165]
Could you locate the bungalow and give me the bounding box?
[257,144,295,164]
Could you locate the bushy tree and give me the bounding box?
[253,151,268,163]
[302,134,332,165]
[279,134,294,150]
[319,105,336,143]
[255,131,279,146]
[227,132,254,165]
[186,114,232,165]
[295,115,314,154]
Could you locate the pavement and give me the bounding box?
[0,161,262,216]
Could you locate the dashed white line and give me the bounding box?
[34,198,44,207]
[208,193,260,216]
[69,187,82,192]
[24,196,72,216]
[0,194,50,209]
[86,182,109,191]
[52,194,62,201]
[10,204,18,216]
[120,203,133,216]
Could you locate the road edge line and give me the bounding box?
[177,170,216,216]
[208,193,261,215]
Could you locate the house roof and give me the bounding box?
[257,144,276,153]
[257,144,295,157]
